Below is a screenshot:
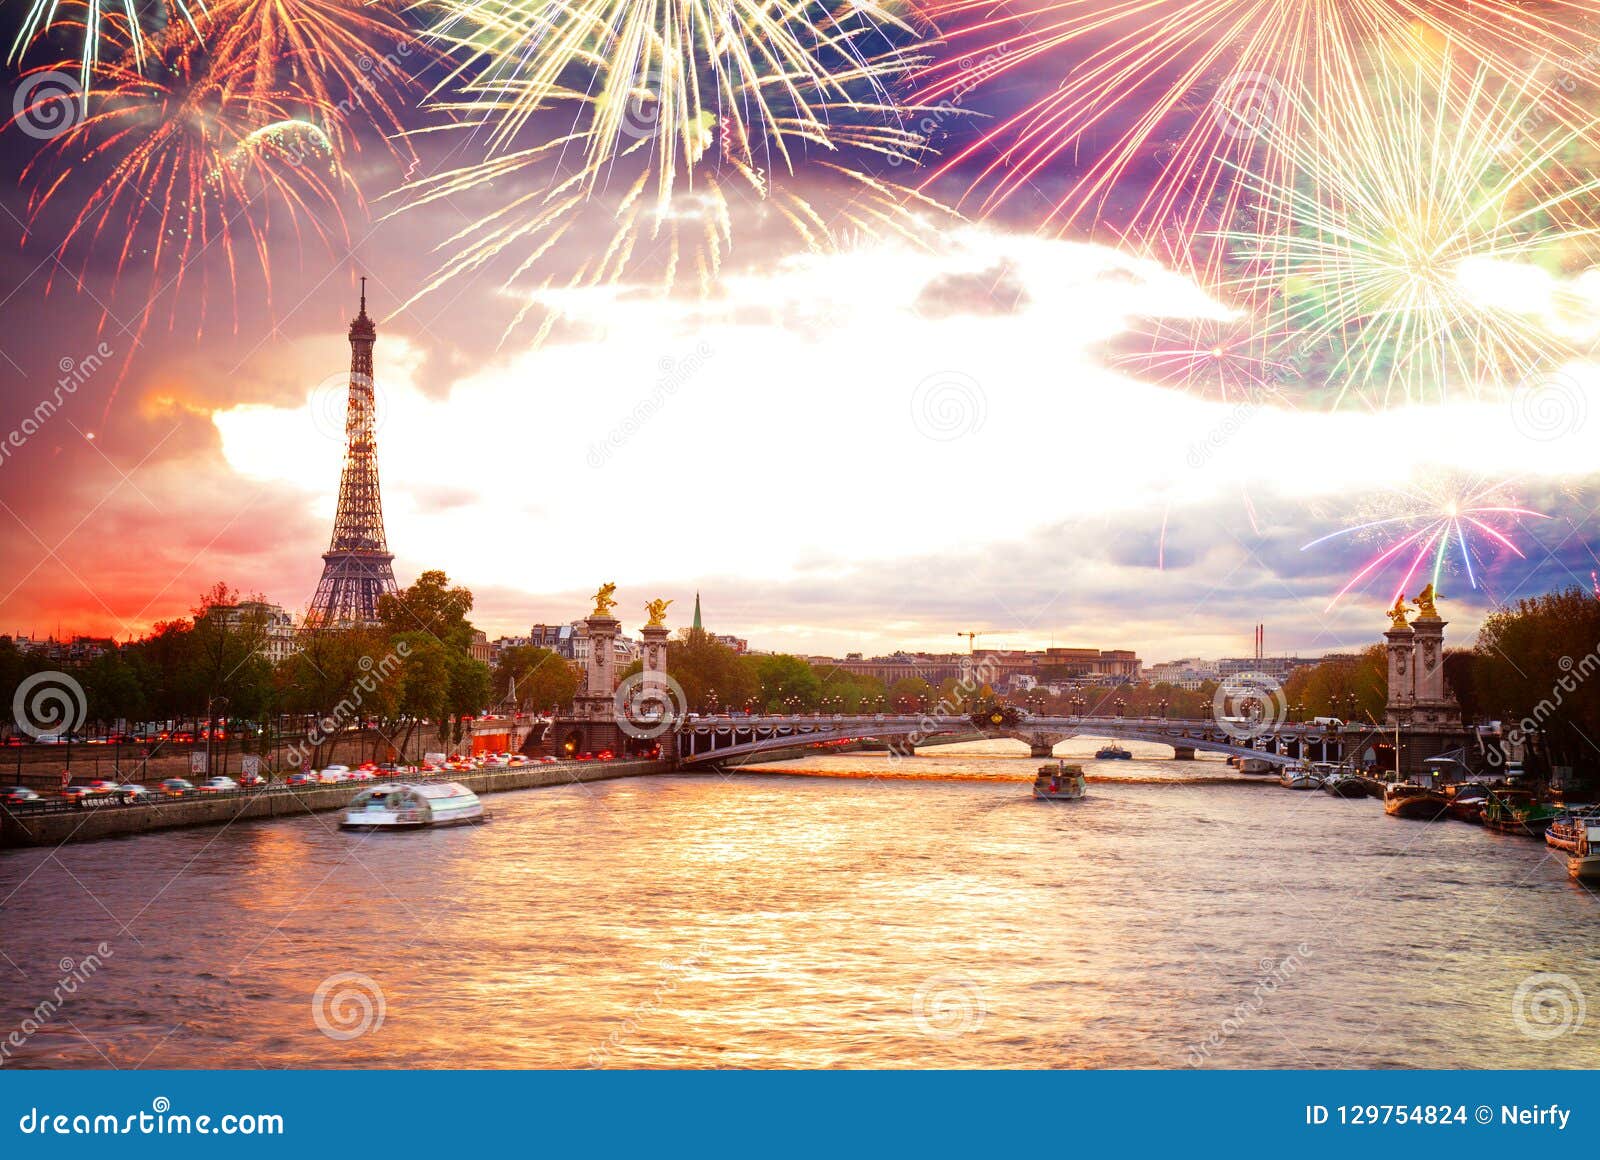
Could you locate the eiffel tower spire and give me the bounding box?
[307,279,398,627]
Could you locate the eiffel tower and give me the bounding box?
[306,279,398,627]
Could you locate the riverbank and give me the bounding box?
[0,759,670,848]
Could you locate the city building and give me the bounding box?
[9,634,116,663]
[205,601,299,664]
[468,629,491,665]
[1144,658,1220,691]
[1216,656,1321,682]
[815,647,1141,689]
[531,621,636,669]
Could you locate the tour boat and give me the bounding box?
[1278,763,1320,790]
[1033,762,1087,801]
[1238,757,1275,775]
[1383,782,1450,821]
[1482,789,1560,837]
[1568,825,1600,881]
[1544,806,1600,852]
[1093,744,1132,760]
[340,781,488,831]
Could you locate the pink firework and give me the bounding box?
[1306,476,1550,610]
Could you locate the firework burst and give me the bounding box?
[914,0,1600,254]
[393,0,952,325]
[9,0,207,94]
[20,38,353,341]
[1221,59,1600,405]
[1306,474,1551,610]
[203,0,424,152]
[1103,230,1297,403]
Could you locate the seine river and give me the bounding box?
[2,740,1595,1069]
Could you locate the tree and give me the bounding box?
[754,654,820,711]
[667,630,757,712]
[1473,587,1600,775]
[1280,647,1386,723]
[813,668,887,712]
[379,570,476,652]
[889,677,935,712]
[278,627,401,768]
[82,650,145,726]
[493,645,581,712]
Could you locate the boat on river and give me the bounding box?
[1278,763,1320,790]
[1321,770,1369,798]
[1445,783,1491,823]
[1569,824,1600,881]
[1033,762,1087,801]
[1482,789,1560,837]
[1383,782,1450,820]
[1545,806,1600,852]
[340,781,488,830]
[1094,744,1132,760]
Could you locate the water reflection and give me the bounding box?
[1,745,1595,1068]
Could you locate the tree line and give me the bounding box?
[0,571,492,768]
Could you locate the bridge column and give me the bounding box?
[1026,734,1056,758]
[1172,746,1196,761]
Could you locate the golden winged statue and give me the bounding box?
[1387,593,1410,631]
[1412,582,1438,619]
[644,598,673,627]
[591,582,618,618]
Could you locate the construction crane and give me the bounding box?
[957,630,1019,654]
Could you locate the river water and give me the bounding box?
[2,740,1596,1069]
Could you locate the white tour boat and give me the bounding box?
[1033,761,1087,801]
[340,781,488,831]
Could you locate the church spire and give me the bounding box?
[692,591,703,631]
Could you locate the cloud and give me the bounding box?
[198,225,1600,656]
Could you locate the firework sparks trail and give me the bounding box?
[16,37,354,364]
[1304,475,1551,611]
[913,0,1600,259]
[392,0,956,332]
[9,0,208,94]
[1219,59,1600,406]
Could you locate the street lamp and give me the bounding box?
[205,695,228,780]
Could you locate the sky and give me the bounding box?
[1,2,1598,665]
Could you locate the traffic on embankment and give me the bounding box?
[0,756,670,848]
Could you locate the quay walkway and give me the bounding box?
[0,759,670,848]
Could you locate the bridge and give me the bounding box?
[671,713,1377,768]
